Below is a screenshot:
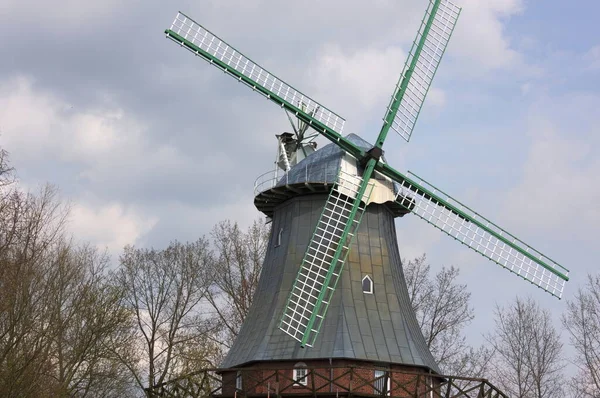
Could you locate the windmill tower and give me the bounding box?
[164,0,570,396]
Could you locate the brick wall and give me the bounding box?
[219,359,441,397]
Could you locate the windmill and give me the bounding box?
[164,0,569,394]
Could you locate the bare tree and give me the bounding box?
[116,239,217,394]
[403,254,474,373]
[451,345,495,378]
[0,149,134,396]
[0,185,69,396]
[0,148,15,188]
[562,274,600,397]
[488,297,564,398]
[0,186,132,397]
[206,219,270,348]
[46,243,133,397]
[0,183,134,397]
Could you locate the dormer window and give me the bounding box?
[362,275,373,294]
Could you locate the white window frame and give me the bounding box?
[373,370,390,396]
[293,363,308,386]
[236,371,242,390]
[362,275,374,294]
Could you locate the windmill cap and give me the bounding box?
[254,134,409,218]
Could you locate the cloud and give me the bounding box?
[190,0,528,100]
[0,0,553,259]
[307,43,450,137]
[0,76,143,166]
[583,45,600,70]
[396,216,444,262]
[0,73,277,251]
[502,93,600,242]
[450,0,524,71]
[308,44,406,128]
[69,201,157,255]
[141,198,261,247]
[2,0,129,29]
[0,75,258,205]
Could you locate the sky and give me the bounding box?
[1,0,599,375]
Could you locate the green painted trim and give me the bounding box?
[375,0,442,148]
[300,161,377,347]
[375,162,569,284]
[165,29,365,160]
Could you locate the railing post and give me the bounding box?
[305,162,308,183]
[413,373,420,398]
[444,375,451,398]
[311,367,316,398]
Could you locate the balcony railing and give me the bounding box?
[253,164,312,197]
[146,365,507,398]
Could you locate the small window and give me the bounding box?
[362,275,373,294]
[374,370,390,395]
[293,362,308,386]
[275,228,283,247]
[236,371,242,390]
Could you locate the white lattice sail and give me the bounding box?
[387,0,461,142]
[166,12,346,134]
[393,171,569,298]
[279,172,374,346]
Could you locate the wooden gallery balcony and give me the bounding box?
[147,364,507,398]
